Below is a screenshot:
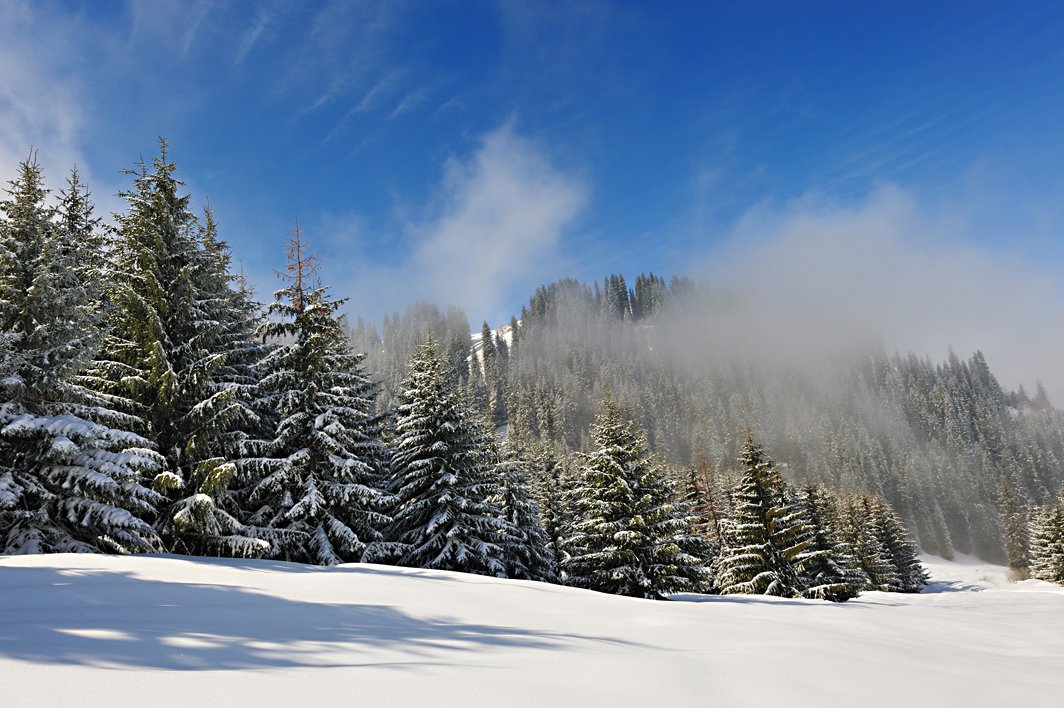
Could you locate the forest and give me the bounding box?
[2,143,1063,600]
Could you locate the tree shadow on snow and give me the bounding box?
[921,579,984,594]
[669,593,817,607]
[0,565,623,671]
[156,554,475,585]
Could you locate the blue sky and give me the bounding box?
[3,1,1064,390]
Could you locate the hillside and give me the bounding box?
[351,277,1064,564]
[2,553,1062,706]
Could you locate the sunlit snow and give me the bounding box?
[1,553,1061,706]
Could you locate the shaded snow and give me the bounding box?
[1,553,1062,706]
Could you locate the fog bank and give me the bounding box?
[688,186,1064,402]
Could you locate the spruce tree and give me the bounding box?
[844,495,901,591]
[841,492,926,592]
[999,472,1030,576]
[0,157,163,554]
[99,141,265,557]
[715,437,815,597]
[1029,488,1064,584]
[564,396,708,598]
[683,453,729,550]
[161,207,272,557]
[240,225,390,565]
[528,445,570,571]
[478,321,506,428]
[496,449,558,583]
[868,495,928,592]
[796,483,866,601]
[383,334,513,575]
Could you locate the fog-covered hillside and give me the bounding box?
[352,274,1064,563]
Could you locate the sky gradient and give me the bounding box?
[2,1,1063,394]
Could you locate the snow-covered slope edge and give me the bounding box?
[1,553,1062,707]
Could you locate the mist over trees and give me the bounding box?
[355,273,1064,567]
[2,144,1063,601]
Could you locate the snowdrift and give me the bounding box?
[1,553,1062,706]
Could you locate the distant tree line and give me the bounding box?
[354,272,1064,578]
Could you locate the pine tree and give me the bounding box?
[684,453,729,547]
[843,495,901,591]
[478,321,506,428]
[240,225,390,565]
[1029,488,1064,584]
[0,157,163,554]
[715,437,815,597]
[564,396,708,598]
[383,334,512,576]
[999,472,1030,575]
[841,492,926,592]
[796,483,866,601]
[868,495,928,592]
[528,445,570,571]
[99,141,265,557]
[159,207,272,557]
[496,449,558,583]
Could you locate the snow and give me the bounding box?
[469,320,518,365]
[1,552,1062,706]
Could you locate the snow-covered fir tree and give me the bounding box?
[1029,487,1064,584]
[844,497,901,591]
[840,492,926,592]
[714,437,816,598]
[0,157,163,554]
[383,334,513,576]
[98,141,264,557]
[240,225,390,565]
[496,448,558,582]
[796,482,866,601]
[478,321,507,428]
[563,395,708,598]
[999,472,1030,575]
[865,494,927,592]
[527,445,571,572]
[160,206,271,557]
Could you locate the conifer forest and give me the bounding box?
[3,143,1064,600]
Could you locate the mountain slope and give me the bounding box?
[353,278,1064,564]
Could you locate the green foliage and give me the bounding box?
[796,483,866,601]
[842,492,927,592]
[0,156,164,555]
[715,438,815,597]
[1029,487,1064,584]
[564,396,709,598]
[383,335,511,576]
[495,450,558,583]
[98,141,266,557]
[240,226,390,565]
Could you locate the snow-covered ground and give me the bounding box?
[2,553,1062,707]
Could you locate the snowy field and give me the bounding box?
[2,553,1062,707]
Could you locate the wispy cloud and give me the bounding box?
[334,124,588,325]
[388,89,428,120]
[280,1,404,109]
[684,186,1064,402]
[321,70,408,145]
[180,1,211,59]
[0,2,90,191]
[432,95,466,118]
[353,70,406,115]
[235,7,273,65]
